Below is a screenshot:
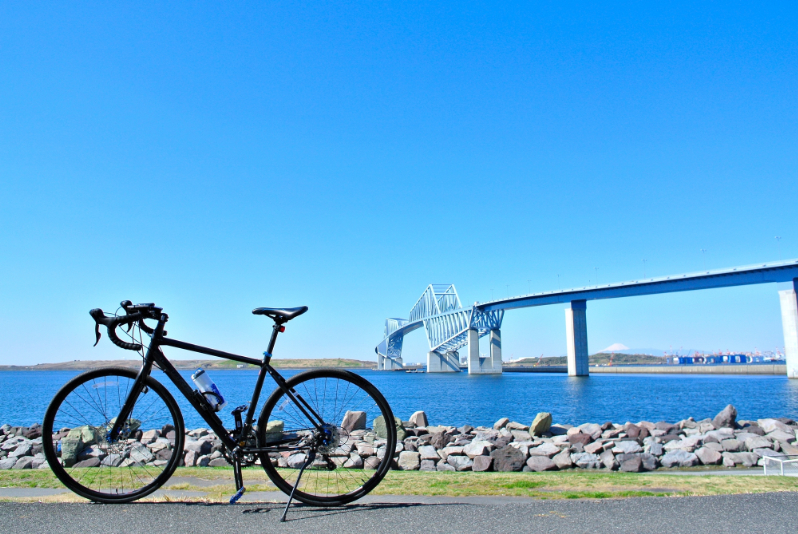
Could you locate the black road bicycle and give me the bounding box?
[43,301,397,520]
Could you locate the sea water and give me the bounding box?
[3,369,798,429]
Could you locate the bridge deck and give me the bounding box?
[478,259,798,312]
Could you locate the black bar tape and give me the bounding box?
[89,309,144,351]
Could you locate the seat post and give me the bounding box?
[263,322,282,363]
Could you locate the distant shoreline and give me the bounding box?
[0,358,377,372]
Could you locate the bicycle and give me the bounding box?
[42,301,397,520]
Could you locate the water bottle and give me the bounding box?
[191,368,227,412]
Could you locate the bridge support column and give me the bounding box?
[467,328,480,373]
[780,279,798,379]
[377,354,385,371]
[467,328,502,374]
[566,300,589,377]
[383,356,404,370]
[427,351,459,372]
[489,329,503,373]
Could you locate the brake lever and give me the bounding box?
[94,323,102,346]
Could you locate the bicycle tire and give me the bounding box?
[257,369,397,506]
[42,367,185,503]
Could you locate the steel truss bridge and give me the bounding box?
[375,259,798,377]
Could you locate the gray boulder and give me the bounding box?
[713,405,737,429]
[287,453,307,469]
[101,454,123,467]
[584,441,607,455]
[571,453,601,469]
[526,456,557,472]
[184,439,211,456]
[409,411,428,428]
[463,440,493,459]
[490,446,527,472]
[8,443,31,458]
[398,451,421,470]
[600,450,618,470]
[722,452,758,467]
[344,453,364,469]
[419,459,437,471]
[530,413,552,436]
[645,442,664,456]
[613,441,642,454]
[184,450,198,467]
[695,447,722,465]
[766,429,795,444]
[755,449,786,466]
[140,429,160,444]
[640,453,658,471]
[721,439,743,452]
[620,455,642,472]
[578,423,603,440]
[568,433,592,446]
[73,457,101,468]
[552,450,574,469]
[529,443,560,458]
[374,416,406,441]
[745,436,772,451]
[660,450,699,468]
[758,419,791,434]
[436,461,455,471]
[472,455,493,472]
[128,442,155,464]
[493,417,509,430]
[447,455,473,471]
[341,411,367,432]
[418,445,439,461]
[12,457,34,469]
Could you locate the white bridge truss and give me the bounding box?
[375,284,504,369]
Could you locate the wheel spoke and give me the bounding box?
[44,369,182,503]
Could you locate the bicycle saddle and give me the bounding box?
[252,306,308,323]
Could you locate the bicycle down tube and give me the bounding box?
[110,312,324,454]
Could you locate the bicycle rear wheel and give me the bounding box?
[257,369,397,506]
[42,367,185,503]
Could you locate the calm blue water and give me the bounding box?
[3,369,798,429]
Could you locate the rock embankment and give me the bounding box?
[2,405,797,472]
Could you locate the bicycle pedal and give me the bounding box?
[229,486,246,504]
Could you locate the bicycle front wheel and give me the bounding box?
[42,367,185,503]
[257,369,397,506]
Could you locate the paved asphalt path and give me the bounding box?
[2,493,798,533]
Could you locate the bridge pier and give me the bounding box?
[467,328,502,374]
[426,351,460,372]
[780,279,798,379]
[383,356,404,370]
[566,300,589,377]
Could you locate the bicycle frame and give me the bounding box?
[108,312,325,455]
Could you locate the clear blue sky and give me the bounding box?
[1,3,797,366]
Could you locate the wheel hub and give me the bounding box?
[316,424,343,455]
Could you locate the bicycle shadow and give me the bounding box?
[182,501,467,522]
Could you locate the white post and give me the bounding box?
[780,280,798,379]
[566,300,589,377]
